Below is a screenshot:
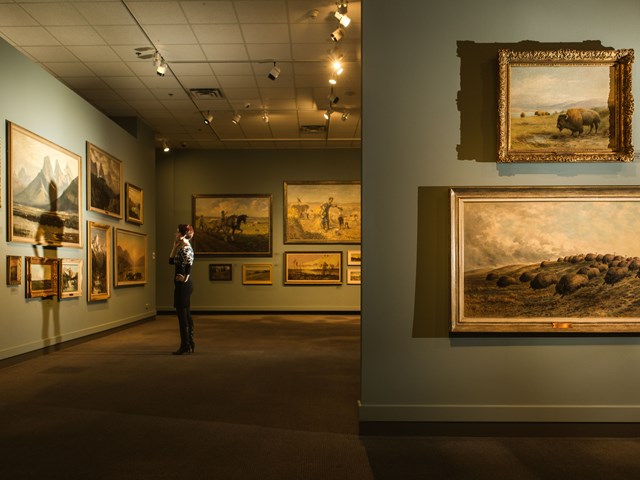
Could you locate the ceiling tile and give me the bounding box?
[23,46,78,62]
[43,62,96,76]
[127,2,188,25]
[234,0,287,23]
[94,26,149,45]
[0,4,39,26]
[144,24,198,45]
[192,24,244,44]
[67,45,121,62]
[85,61,135,76]
[47,26,107,46]
[246,43,291,61]
[102,76,148,89]
[181,1,239,24]
[0,26,59,45]
[201,43,248,61]
[74,2,135,26]
[241,24,289,43]
[21,3,87,26]
[217,75,257,89]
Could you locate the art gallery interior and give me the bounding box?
[3,0,640,478]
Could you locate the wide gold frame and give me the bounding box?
[25,256,59,298]
[451,186,640,333]
[497,49,634,163]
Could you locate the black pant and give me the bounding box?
[174,280,194,348]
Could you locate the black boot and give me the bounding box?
[172,345,190,355]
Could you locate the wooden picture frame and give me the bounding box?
[7,122,82,247]
[59,258,83,299]
[125,182,144,225]
[87,142,123,219]
[25,256,59,298]
[451,186,640,333]
[497,49,634,163]
[88,221,111,301]
[346,267,361,285]
[192,194,272,256]
[6,255,21,286]
[209,263,232,281]
[347,250,361,266]
[284,181,361,244]
[114,228,147,286]
[284,251,342,285]
[242,263,273,285]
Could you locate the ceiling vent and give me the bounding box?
[300,125,326,134]
[189,88,224,99]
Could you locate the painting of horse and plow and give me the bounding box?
[192,194,272,256]
[497,49,634,163]
[451,186,640,333]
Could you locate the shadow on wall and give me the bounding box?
[412,186,451,338]
[456,40,609,163]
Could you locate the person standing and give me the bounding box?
[169,224,195,355]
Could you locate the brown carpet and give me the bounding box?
[1,314,640,479]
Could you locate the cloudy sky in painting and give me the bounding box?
[510,65,609,114]
[463,201,640,271]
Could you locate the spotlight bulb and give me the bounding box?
[341,111,350,122]
[335,12,351,28]
[156,61,167,76]
[324,109,333,120]
[268,65,281,80]
[204,112,213,125]
[328,94,340,105]
[330,27,344,42]
[232,113,242,125]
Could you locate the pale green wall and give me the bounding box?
[0,39,156,360]
[361,0,640,422]
[156,149,361,311]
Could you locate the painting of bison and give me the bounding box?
[451,186,640,332]
[497,49,634,162]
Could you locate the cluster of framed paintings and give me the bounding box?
[6,255,83,299]
[208,249,361,286]
[5,121,147,303]
[450,48,636,333]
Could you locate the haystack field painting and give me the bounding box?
[451,187,640,332]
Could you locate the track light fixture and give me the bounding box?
[162,141,170,152]
[232,112,242,125]
[204,111,213,125]
[341,111,350,122]
[330,27,344,43]
[268,62,281,80]
[324,109,333,120]
[262,110,270,123]
[334,11,351,28]
[332,57,344,76]
[329,72,337,85]
[152,51,167,76]
[328,93,340,105]
[337,1,348,15]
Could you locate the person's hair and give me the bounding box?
[178,224,194,239]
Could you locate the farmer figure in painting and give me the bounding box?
[320,197,335,231]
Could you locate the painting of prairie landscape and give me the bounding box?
[497,49,634,162]
[115,229,147,286]
[284,181,360,244]
[451,187,640,332]
[193,194,272,256]
[284,251,342,285]
[8,122,81,247]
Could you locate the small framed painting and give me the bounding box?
[115,228,147,286]
[6,255,21,286]
[59,258,83,299]
[497,49,634,163]
[242,264,273,285]
[347,250,361,266]
[209,263,232,281]
[26,256,59,298]
[347,267,361,285]
[284,251,342,285]
[125,183,144,225]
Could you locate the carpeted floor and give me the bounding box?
[1,314,640,479]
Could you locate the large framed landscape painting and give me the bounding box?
[87,142,122,219]
[7,122,82,247]
[450,186,640,333]
[497,49,634,163]
[284,181,361,244]
[192,194,272,256]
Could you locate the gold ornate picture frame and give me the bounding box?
[451,186,640,333]
[25,256,59,298]
[497,49,634,163]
